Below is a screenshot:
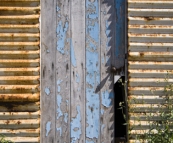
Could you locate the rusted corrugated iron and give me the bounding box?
[128,0,173,142]
[0,0,40,142]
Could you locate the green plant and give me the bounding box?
[142,78,173,143]
[0,134,14,143]
[119,75,173,143]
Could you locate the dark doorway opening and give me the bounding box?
[114,76,126,142]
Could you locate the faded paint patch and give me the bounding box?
[57,127,62,136]
[64,113,68,123]
[45,87,50,96]
[57,21,69,54]
[102,91,114,107]
[70,39,77,67]
[57,95,63,119]
[71,106,82,143]
[86,0,100,140]
[46,121,51,137]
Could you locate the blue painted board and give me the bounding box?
[115,0,125,69]
[86,0,100,142]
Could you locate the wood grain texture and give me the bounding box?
[41,0,56,142]
[40,1,117,142]
[115,0,126,70]
[70,0,86,142]
[100,0,115,142]
[85,0,101,142]
[56,0,71,142]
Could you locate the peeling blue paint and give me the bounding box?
[46,121,51,137]
[57,127,62,136]
[57,80,63,85]
[70,39,77,67]
[56,6,60,11]
[86,0,100,140]
[57,80,62,93]
[76,73,80,83]
[57,95,63,119]
[102,91,114,107]
[58,86,61,92]
[105,20,111,50]
[71,106,81,143]
[64,113,68,123]
[86,140,94,143]
[86,51,99,87]
[86,90,99,138]
[57,21,69,54]
[45,87,50,96]
[86,0,99,42]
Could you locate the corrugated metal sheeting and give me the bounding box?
[128,0,173,142]
[0,0,40,142]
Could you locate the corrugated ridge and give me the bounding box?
[128,0,173,142]
[0,1,40,143]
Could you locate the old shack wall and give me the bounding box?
[41,0,124,142]
[128,0,173,142]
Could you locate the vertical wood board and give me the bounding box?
[86,0,101,142]
[56,0,71,142]
[41,0,56,142]
[100,0,115,143]
[70,0,86,142]
[40,0,117,142]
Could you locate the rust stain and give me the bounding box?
[144,16,154,21]
[17,121,21,125]
[128,0,173,141]
[140,52,144,57]
[0,0,40,142]
[5,120,10,125]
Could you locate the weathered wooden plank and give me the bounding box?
[70,0,85,142]
[115,0,126,69]
[55,0,70,142]
[86,0,101,142]
[100,0,115,143]
[41,0,56,142]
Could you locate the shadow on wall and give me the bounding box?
[95,0,116,142]
[95,0,126,142]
